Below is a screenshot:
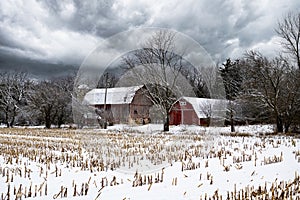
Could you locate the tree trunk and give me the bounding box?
[9,106,17,128]
[45,118,51,129]
[284,123,290,133]
[230,110,235,132]
[163,114,170,132]
[276,116,283,133]
[5,111,10,128]
[9,118,15,128]
[4,108,13,128]
[45,111,51,129]
[57,112,64,128]
[44,106,53,129]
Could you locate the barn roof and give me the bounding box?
[83,85,144,105]
[177,97,227,118]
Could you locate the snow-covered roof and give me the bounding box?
[83,85,144,105]
[177,97,227,118]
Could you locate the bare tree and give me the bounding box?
[122,30,188,131]
[52,76,74,127]
[0,72,29,127]
[280,67,300,132]
[28,81,57,128]
[27,76,74,128]
[276,12,300,69]
[241,51,300,133]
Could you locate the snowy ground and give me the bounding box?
[106,124,275,135]
[0,125,299,199]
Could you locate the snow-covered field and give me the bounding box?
[0,125,299,199]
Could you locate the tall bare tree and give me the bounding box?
[52,76,74,127]
[27,76,74,128]
[241,51,300,133]
[276,12,300,69]
[122,30,188,131]
[0,72,29,127]
[28,81,57,128]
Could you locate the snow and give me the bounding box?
[106,124,275,135]
[83,85,144,105]
[0,125,299,199]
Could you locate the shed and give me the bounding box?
[169,97,227,126]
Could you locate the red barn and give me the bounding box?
[170,97,226,126]
[83,85,153,124]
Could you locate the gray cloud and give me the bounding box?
[0,50,77,79]
[0,0,299,77]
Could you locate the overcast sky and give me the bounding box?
[0,0,299,78]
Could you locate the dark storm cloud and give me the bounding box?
[0,0,152,78]
[41,0,119,36]
[0,0,299,77]
[39,0,151,37]
[0,50,78,79]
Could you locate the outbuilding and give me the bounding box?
[169,97,226,126]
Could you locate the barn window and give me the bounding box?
[180,101,186,106]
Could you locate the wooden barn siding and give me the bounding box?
[130,88,153,120]
[170,101,201,126]
[95,104,130,124]
[170,102,181,125]
[111,104,130,124]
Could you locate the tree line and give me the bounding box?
[0,73,73,128]
[221,12,300,133]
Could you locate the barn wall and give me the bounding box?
[170,102,181,125]
[170,101,201,125]
[111,104,130,124]
[200,118,209,126]
[130,88,153,123]
[94,104,130,124]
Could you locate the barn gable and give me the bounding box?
[170,97,227,126]
[181,97,226,119]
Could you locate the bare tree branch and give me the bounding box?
[276,12,300,69]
